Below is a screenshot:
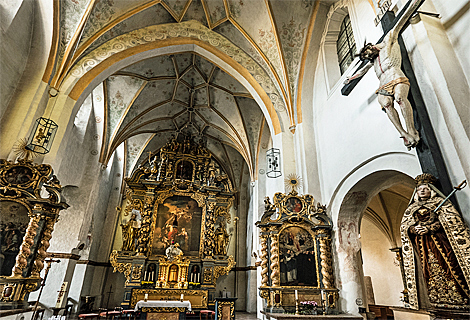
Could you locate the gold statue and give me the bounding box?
[214,225,229,255]
[121,213,141,251]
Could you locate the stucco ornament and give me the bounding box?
[400,174,470,310]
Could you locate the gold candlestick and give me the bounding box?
[295,298,299,315]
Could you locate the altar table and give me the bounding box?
[134,300,192,312]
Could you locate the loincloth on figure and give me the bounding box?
[375,77,410,97]
[376,77,410,111]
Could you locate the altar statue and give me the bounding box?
[214,225,229,255]
[401,174,470,309]
[121,214,140,251]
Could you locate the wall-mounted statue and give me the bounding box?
[344,0,423,150]
[214,225,229,256]
[121,213,141,251]
[401,174,470,309]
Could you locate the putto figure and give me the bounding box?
[345,0,422,150]
[401,174,470,309]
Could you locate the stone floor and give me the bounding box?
[235,312,259,320]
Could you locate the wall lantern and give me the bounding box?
[26,117,58,154]
[266,148,281,178]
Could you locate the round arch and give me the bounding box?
[326,152,421,314]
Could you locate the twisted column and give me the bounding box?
[203,203,216,257]
[260,234,269,287]
[137,192,155,256]
[31,215,57,277]
[270,233,280,286]
[319,236,334,288]
[12,213,41,276]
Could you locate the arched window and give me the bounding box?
[336,15,356,74]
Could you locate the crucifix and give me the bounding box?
[342,0,456,200]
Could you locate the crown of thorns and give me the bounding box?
[356,41,376,61]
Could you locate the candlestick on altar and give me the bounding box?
[295,290,299,315]
[144,271,148,281]
[180,293,184,302]
[144,293,148,302]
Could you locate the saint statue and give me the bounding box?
[344,0,422,150]
[214,225,229,256]
[121,214,141,251]
[401,174,470,309]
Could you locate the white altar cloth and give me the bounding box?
[134,300,192,312]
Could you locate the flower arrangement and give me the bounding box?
[300,301,318,315]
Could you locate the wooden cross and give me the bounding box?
[342,0,457,201]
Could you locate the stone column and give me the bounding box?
[336,220,366,315]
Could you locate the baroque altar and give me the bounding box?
[110,134,236,310]
[0,159,68,309]
[257,186,338,314]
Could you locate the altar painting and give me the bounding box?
[279,226,317,286]
[151,196,202,256]
[0,200,30,276]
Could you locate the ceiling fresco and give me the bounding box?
[46,0,332,183]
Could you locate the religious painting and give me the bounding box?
[175,160,194,181]
[285,197,303,214]
[0,200,30,276]
[279,226,317,286]
[3,166,34,186]
[151,196,202,256]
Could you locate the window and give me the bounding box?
[336,15,356,75]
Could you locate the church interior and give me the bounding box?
[1,0,469,320]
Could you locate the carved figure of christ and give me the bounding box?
[343,0,425,150]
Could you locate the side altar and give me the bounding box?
[257,182,338,315]
[110,134,236,310]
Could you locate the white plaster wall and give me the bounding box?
[361,218,404,306]
[0,0,53,159]
[0,0,33,117]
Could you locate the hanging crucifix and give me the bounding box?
[343,0,424,150]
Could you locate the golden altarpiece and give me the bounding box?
[0,158,68,309]
[111,135,236,310]
[257,187,338,314]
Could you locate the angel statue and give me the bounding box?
[400,173,470,310]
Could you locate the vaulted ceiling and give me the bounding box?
[46,0,331,182]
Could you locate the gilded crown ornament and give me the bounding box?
[414,173,437,186]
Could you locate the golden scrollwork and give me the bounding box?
[110,250,132,284]
[214,206,231,224]
[124,198,143,217]
[203,268,212,283]
[132,265,143,280]
[212,256,236,285]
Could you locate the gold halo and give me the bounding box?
[285,173,302,192]
[13,138,38,161]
